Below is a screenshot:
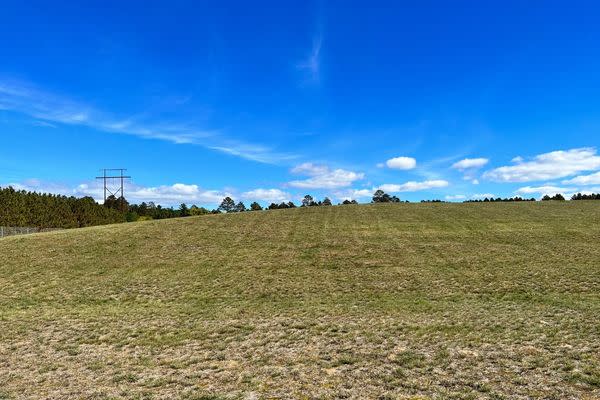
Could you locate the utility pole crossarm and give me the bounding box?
[95,168,131,208]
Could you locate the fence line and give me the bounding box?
[0,226,62,238]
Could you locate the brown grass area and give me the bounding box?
[1,202,600,399]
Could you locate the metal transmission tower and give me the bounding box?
[95,169,131,211]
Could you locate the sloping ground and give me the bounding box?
[1,202,599,399]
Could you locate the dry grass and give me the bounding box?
[1,202,599,399]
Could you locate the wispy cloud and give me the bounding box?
[208,141,297,164]
[297,35,322,83]
[414,153,465,180]
[452,157,489,182]
[31,120,57,128]
[0,79,294,164]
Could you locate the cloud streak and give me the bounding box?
[297,36,322,83]
[562,171,600,185]
[0,80,294,164]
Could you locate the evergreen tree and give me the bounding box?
[218,197,237,213]
[0,186,125,228]
[104,195,120,210]
[117,196,129,212]
[235,201,247,212]
[179,203,190,217]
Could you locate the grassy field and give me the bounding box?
[1,202,600,399]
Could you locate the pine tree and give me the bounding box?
[218,197,236,213]
[179,203,190,217]
[235,201,247,212]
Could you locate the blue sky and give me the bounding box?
[1,1,600,206]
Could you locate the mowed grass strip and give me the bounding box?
[1,202,599,399]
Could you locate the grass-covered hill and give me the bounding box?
[1,202,599,399]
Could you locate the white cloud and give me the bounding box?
[471,179,480,185]
[336,181,449,200]
[452,158,489,171]
[472,193,496,200]
[241,188,291,203]
[288,162,364,189]
[562,171,600,185]
[170,183,201,195]
[385,157,417,170]
[516,185,574,196]
[576,187,600,195]
[333,188,373,201]
[290,163,329,176]
[0,80,293,164]
[445,194,466,201]
[106,183,228,205]
[379,180,448,192]
[484,148,600,182]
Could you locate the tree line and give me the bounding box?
[4,185,599,228]
[571,193,600,200]
[466,193,600,202]
[0,187,125,228]
[465,196,537,203]
[215,194,359,213]
[106,189,600,222]
[103,196,215,222]
[0,189,215,228]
